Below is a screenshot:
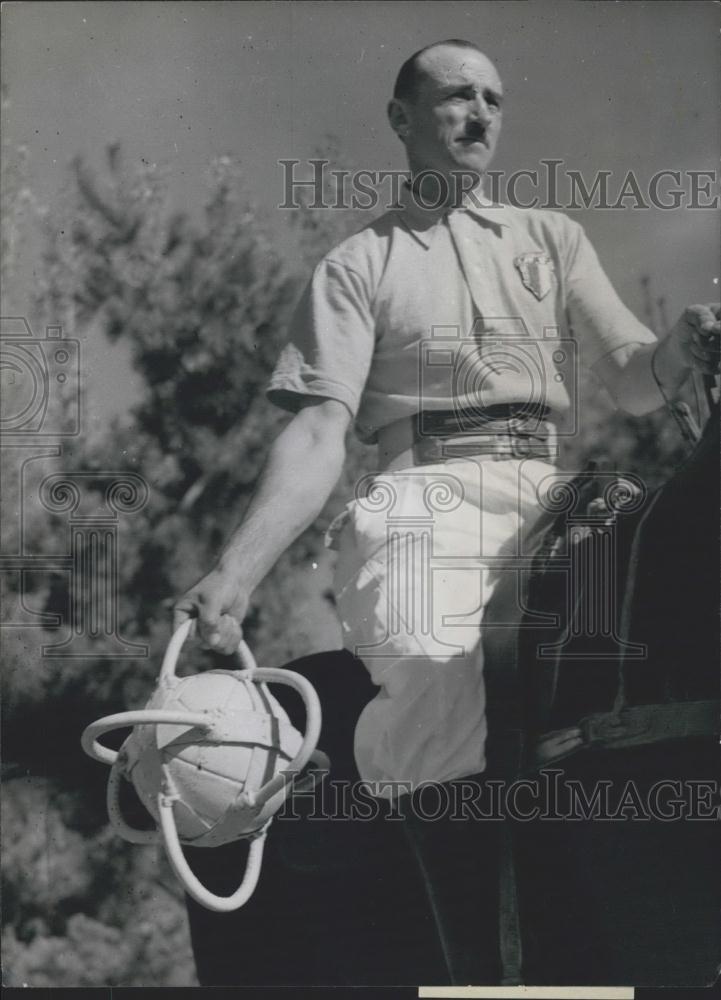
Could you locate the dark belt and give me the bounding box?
[377,405,557,471]
[533,700,720,768]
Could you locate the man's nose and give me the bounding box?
[467,95,493,125]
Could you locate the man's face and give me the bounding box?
[394,45,503,183]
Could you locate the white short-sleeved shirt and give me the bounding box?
[267,189,657,441]
[266,191,658,789]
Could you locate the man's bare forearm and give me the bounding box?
[592,335,690,417]
[591,305,720,417]
[215,405,348,589]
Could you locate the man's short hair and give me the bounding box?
[393,39,485,103]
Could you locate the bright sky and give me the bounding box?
[2,0,719,418]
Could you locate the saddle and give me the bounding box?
[488,406,721,774]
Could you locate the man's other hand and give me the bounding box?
[671,303,721,375]
[172,570,249,654]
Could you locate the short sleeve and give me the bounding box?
[266,258,375,418]
[563,220,657,370]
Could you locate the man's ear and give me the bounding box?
[387,98,411,142]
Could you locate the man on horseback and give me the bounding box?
[173,39,720,984]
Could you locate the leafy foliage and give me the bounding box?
[2,143,371,987]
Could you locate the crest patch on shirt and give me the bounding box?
[514,252,555,301]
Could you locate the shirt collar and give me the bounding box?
[394,179,509,249]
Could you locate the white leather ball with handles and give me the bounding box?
[81,619,329,911]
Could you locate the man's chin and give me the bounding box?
[452,149,492,174]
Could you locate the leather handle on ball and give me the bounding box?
[246,667,324,810]
[81,710,213,766]
[159,619,256,685]
[158,765,269,912]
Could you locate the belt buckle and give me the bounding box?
[581,714,623,746]
[414,436,446,464]
[581,710,651,747]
